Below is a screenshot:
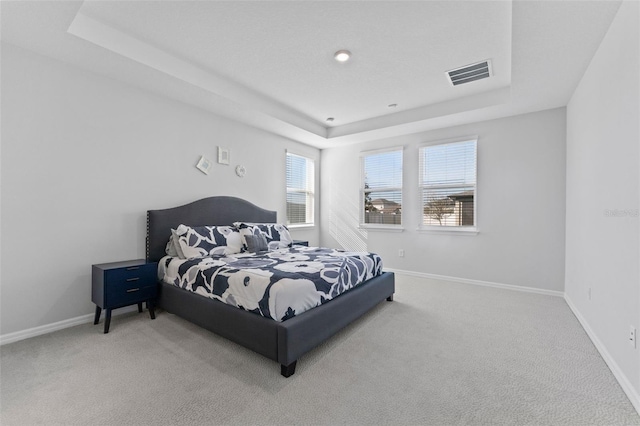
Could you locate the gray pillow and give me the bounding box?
[245,233,268,253]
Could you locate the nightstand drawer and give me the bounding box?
[105,263,156,285]
[106,283,156,308]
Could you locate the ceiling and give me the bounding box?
[0,1,622,149]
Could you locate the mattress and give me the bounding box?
[159,246,383,321]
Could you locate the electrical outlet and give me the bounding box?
[398,249,405,257]
[630,326,637,349]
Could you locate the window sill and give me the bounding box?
[418,226,479,235]
[287,224,315,230]
[358,225,405,233]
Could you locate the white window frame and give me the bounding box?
[359,146,404,231]
[418,137,478,234]
[286,151,315,228]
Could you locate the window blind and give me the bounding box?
[361,148,403,226]
[419,140,476,227]
[286,152,314,225]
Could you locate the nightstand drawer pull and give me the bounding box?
[126,267,139,271]
[126,277,140,282]
[126,288,140,293]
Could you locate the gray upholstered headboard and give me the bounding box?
[146,196,277,262]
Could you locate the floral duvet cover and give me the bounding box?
[159,246,383,322]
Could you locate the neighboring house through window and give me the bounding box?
[286,152,314,226]
[361,148,403,227]
[419,139,477,228]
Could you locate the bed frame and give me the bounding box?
[146,196,395,377]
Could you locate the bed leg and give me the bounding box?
[281,361,297,378]
[387,295,394,301]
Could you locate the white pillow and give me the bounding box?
[175,224,243,258]
[164,229,187,258]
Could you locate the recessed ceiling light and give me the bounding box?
[334,50,351,62]
[388,103,398,108]
[326,117,335,122]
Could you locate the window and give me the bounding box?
[286,152,314,226]
[419,139,477,228]
[361,148,403,227]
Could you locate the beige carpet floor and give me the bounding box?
[1,274,639,425]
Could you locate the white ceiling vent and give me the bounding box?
[446,60,492,86]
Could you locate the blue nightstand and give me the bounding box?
[92,259,158,333]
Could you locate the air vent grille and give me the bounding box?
[447,60,492,86]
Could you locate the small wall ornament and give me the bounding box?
[218,147,230,165]
[196,156,213,175]
[235,165,246,177]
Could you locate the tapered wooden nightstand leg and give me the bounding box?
[104,309,112,333]
[137,302,143,313]
[148,301,156,320]
[94,306,102,325]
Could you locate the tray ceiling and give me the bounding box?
[1,1,622,148]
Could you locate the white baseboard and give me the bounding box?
[384,268,564,297]
[564,295,640,416]
[2,270,558,345]
[0,305,139,346]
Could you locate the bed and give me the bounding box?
[146,196,395,377]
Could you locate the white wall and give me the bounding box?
[565,0,640,407]
[321,108,567,292]
[0,44,319,336]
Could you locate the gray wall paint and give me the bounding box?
[320,108,567,292]
[0,44,319,335]
[565,0,639,398]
